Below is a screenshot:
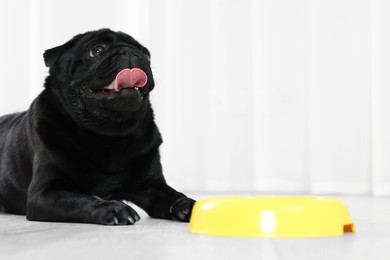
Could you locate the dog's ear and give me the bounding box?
[43,38,78,68]
[43,33,85,67]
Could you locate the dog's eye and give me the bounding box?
[89,45,107,58]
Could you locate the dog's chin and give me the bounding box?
[69,87,148,136]
[76,106,145,136]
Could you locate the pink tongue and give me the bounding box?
[114,68,148,92]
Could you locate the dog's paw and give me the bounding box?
[169,197,196,222]
[92,200,141,225]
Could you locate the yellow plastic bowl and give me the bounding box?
[189,196,355,238]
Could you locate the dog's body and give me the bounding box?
[0,29,195,225]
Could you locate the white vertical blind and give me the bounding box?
[252,0,308,193]
[371,0,390,196]
[0,0,30,114]
[0,0,389,195]
[307,0,372,194]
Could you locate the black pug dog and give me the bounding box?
[0,29,195,225]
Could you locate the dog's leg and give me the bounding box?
[27,171,140,225]
[127,182,196,222]
[27,190,141,225]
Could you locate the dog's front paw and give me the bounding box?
[92,200,141,225]
[169,197,196,222]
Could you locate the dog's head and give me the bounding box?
[43,29,154,136]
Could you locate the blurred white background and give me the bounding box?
[0,0,389,196]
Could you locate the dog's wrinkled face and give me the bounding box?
[43,29,154,136]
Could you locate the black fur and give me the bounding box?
[0,29,195,225]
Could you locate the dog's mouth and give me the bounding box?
[81,68,148,99]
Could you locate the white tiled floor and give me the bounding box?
[0,196,389,260]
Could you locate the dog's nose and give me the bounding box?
[118,48,140,58]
